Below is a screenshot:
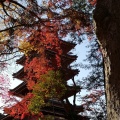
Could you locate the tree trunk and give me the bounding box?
[94,0,120,119]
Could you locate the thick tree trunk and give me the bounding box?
[94,0,120,119]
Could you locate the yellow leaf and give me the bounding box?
[47,11,54,18]
[19,41,34,55]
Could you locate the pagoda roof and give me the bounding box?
[12,66,79,81]
[57,40,76,54]
[41,105,88,119]
[16,53,77,67]
[2,107,65,119]
[41,106,65,117]
[41,106,85,118]
[64,68,79,81]
[0,115,13,120]
[12,67,26,80]
[10,82,29,97]
[46,49,77,68]
[16,40,76,65]
[2,97,88,120]
[16,55,26,65]
[62,85,81,99]
[61,54,77,67]
[10,82,80,99]
[28,32,76,54]
[60,40,76,47]
[48,99,84,114]
[46,49,77,59]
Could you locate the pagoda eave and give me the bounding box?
[64,69,79,81]
[12,68,26,80]
[47,99,84,114]
[0,115,13,120]
[41,107,65,117]
[10,82,29,97]
[62,85,81,99]
[60,40,76,54]
[16,55,26,65]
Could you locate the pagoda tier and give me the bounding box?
[64,68,79,81]
[10,82,28,97]
[12,67,79,82]
[61,85,81,99]
[1,99,86,120]
[16,40,77,65]
[12,67,26,80]
[32,99,87,119]
[16,39,76,66]
[40,106,84,118]
[16,55,26,65]
[46,49,77,68]
[13,49,79,81]
[47,99,85,114]
[16,50,77,67]
[40,108,88,120]
[10,83,81,99]
[60,40,76,54]
[49,40,76,55]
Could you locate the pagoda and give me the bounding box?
[2,40,88,120]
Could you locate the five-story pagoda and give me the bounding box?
[3,25,88,120]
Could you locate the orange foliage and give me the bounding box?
[22,22,63,89]
[4,93,32,119]
[4,93,44,120]
[25,57,53,85]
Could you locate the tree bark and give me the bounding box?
[94,0,120,119]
